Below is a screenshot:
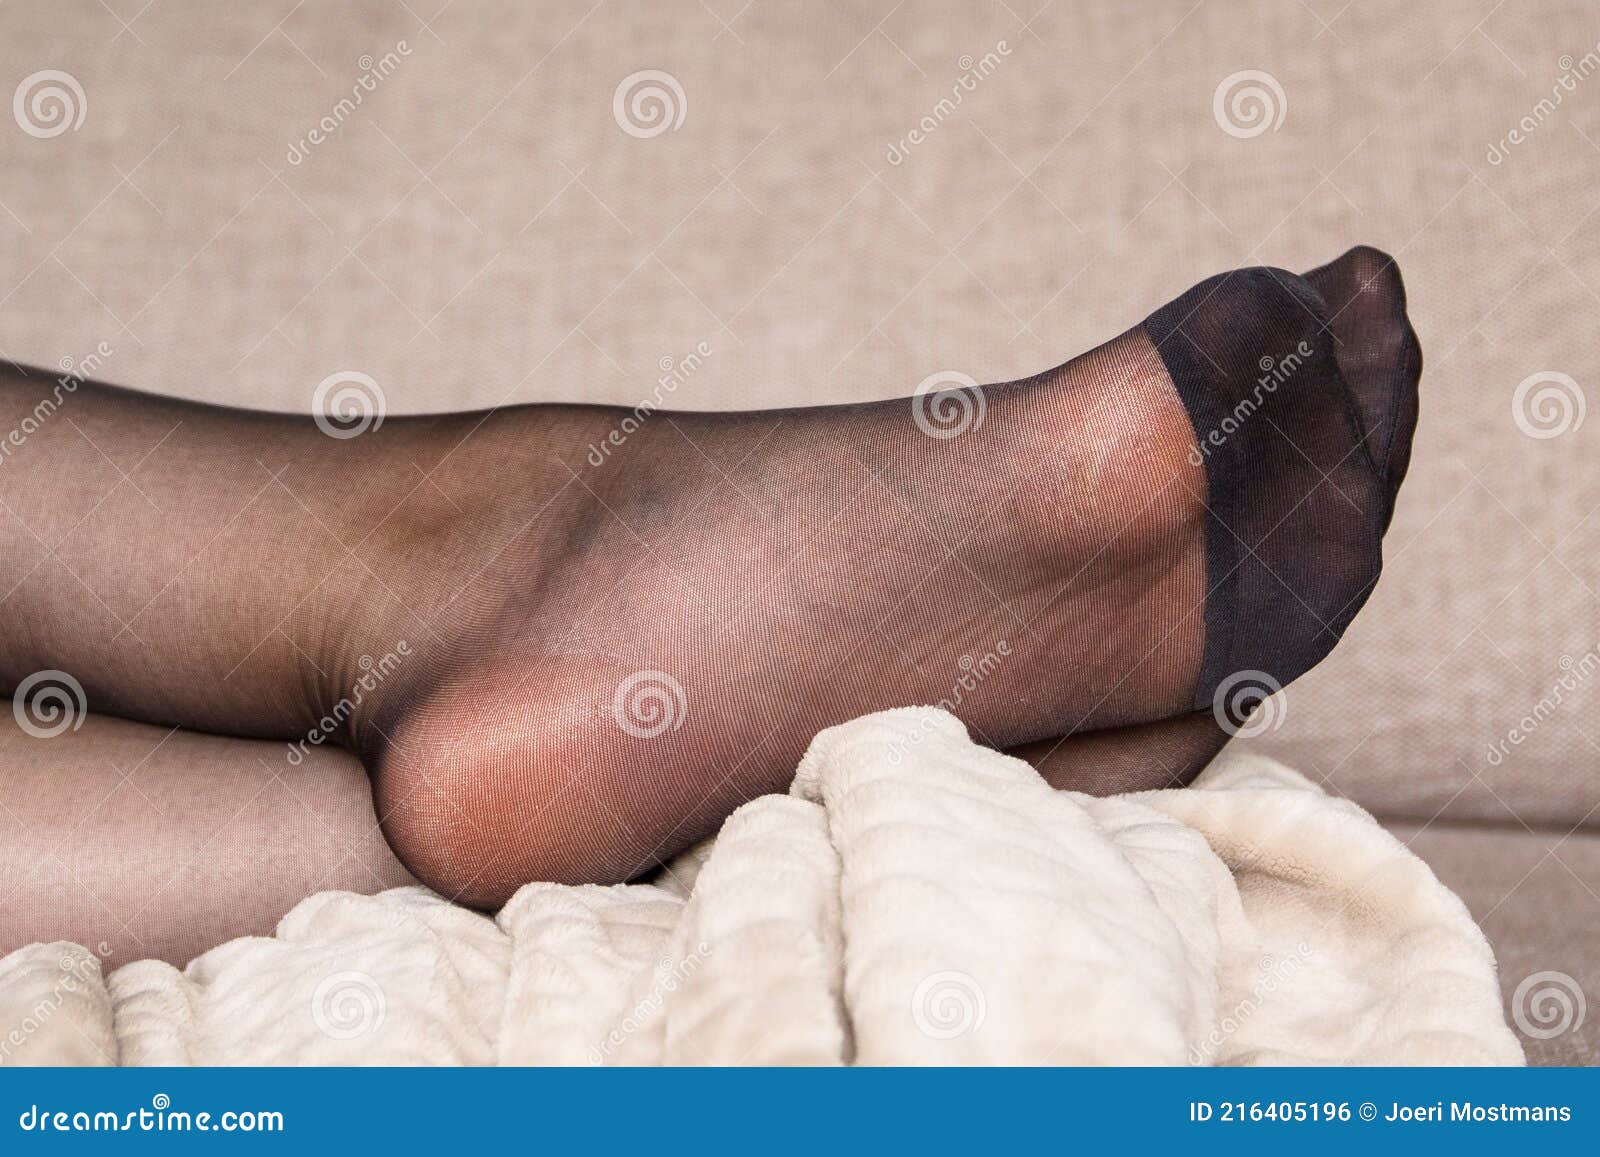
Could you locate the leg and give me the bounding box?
[2,253,1416,908]
[1008,712,1231,794]
[0,711,413,966]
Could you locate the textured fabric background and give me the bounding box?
[1,6,1596,830]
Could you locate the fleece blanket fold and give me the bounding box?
[0,708,1522,1066]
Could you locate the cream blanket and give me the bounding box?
[0,708,1521,1066]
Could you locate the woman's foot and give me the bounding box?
[0,253,1416,908]
[364,261,1408,905]
[1008,246,1422,793]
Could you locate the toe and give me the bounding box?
[1304,246,1423,525]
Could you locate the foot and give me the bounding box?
[0,253,1413,909]
[361,260,1404,906]
[1008,246,1422,792]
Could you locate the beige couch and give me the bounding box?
[1,0,1595,1063]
